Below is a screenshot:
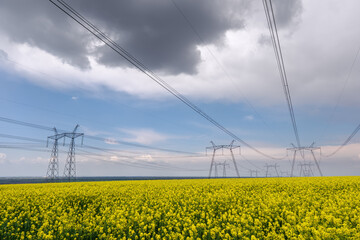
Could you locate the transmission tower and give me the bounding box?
[298,162,314,177]
[265,163,279,177]
[287,142,322,177]
[46,128,65,180]
[221,161,230,177]
[63,125,84,181]
[249,169,260,177]
[206,140,240,178]
[215,161,230,177]
[214,161,230,177]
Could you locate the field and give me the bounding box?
[1,177,360,239]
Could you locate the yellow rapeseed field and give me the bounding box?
[0,177,360,239]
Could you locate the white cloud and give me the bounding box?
[0,0,359,108]
[34,156,47,163]
[244,115,254,121]
[0,153,6,163]
[320,143,360,160]
[119,128,172,145]
[71,96,78,100]
[135,154,154,162]
[80,126,113,137]
[110,155,119,161]
[104,138,118,145]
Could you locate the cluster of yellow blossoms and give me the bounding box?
[1,177,360,239]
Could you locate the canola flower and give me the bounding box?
[0,177,360,239]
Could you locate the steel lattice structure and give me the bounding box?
[298,162,314,177]
[46,125,84,181]
[46,128,64,180]
[287,142,323,177]
[265,163,279,177]
[206,140,240,178]
[249,169,260,177]
[63,125,84,181]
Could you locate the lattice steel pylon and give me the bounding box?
[299,162,314,177]
[206,140,240,178]
[221,161,229,177]
[265,163,279,177]
[249,169,260,177]
[287,142,322,177]
[63,125,84,181]
[214,161,229,177]
[46,128,64,180]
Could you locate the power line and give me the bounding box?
[0,115,200,155]
[66,150,175,171]
[0,129,206,172]
[240,154,264,171]
[0,133,47,144]
[0,145,68,154]
[0,56,203,137]
[0,116,53,131]
[322,123,360,157]
[169,0,271,130]
[0,130,207,172]
[78,154,206,172]
[317,43,360,143]
[262,0,301,148]
[48,0,282,160]
[80,144,206,172]
[81,143,204,159]
[84,136,197,155]
[0,136,199,172]
[0,137,205,172]
[78,148,207,172]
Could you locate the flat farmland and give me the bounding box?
[1,177,360,239]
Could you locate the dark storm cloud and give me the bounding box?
[0,1,92,69]
[257,0,302,46]
[0,0,302,75]
[271,0,303,28]
[68,0,251,74]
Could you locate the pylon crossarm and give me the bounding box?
[288,144,322,177]
[207,140,241,178]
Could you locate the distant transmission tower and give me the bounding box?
[249,169,259,177]
[287,142,322,177]
[206,140,240,178]
[221,161,229,177]
[265,163,279,177]
[214,161,230,178]
[46,128,64,180]
[299,162,314,177]
[63,125,84,181]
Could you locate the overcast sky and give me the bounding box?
[0,0,359,177]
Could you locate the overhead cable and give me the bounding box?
[49,0,283,160]
[262,0,301,148]
[322,123,360,157]
[0,115,199,155]
[170,0,271,130]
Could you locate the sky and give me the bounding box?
[0,0,359,177]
